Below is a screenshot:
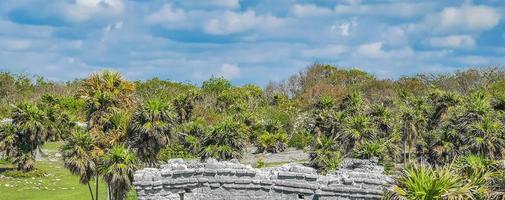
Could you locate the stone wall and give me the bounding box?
[133,158,392,200]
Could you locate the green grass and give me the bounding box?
[0,142,136,200]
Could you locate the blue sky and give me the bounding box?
[0,0,504,85]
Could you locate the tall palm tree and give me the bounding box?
[398,95,429,164]
[128,99,174,167]
[79,70,134,147]
[78,70,135,200]
[61,130,97,200]
[101,145,138,200]
[11,102,48,172]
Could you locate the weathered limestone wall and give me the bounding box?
[133,158,392,200]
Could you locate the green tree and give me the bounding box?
[128,99,174,167]
[11,102,48,172]
[200,118,246,160]
[61,130,97,200]
[101,145,138,200]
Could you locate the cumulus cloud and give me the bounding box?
[204,11,284,35]
[218,63,240,79]
[334,2,434,18]
[330,18,357,36]
[302,45,348,58]
[173,0,240,9]
[64,0,124,22]
[357,42,413,59]
[425,3,501,33]
[428,35,475,49]
[291,4,333,17]
[146,3,189,29]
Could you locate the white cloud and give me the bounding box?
[208,0,240,9]
[174,0,240,9]
[204,11,284,35]
[428,35,475,49]
[425,4,501,32]
[218,63,241,79]
[64,0,124,22]
[291,4,333,17]
[146,3,189,29]
[357,42,413,59]
[330,18,357,36]
[302,45,348,58]
[334,2,434,18]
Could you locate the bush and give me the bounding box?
[158,144,197,161]
[390,164,473,200]
[309,136,343,174]
[288,131,313,150]
[255,158,265,168]
[352,139,387,160]
[256,131,288,153]
[2,168,47,178]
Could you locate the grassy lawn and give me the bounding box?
[0,142,136,200]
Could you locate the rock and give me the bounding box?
[134,158,391,200]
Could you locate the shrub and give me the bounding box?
[390,164,473,200]
[288,131,314,150]
[158,144,197,161]
[309,136,343,174]
[199,118,247,161]
[2,168,47,178]
[256,131,288,153]
[256,158,266,168]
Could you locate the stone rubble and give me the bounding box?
[134,158,392,200]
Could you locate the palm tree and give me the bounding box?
[128,99,174,167]
[78,71,135,200]
[173,90,200,124]
[398,95,429,164]
[466,115,505,159]
[11,102,48,172]
[200,118,246,160]
[101,145,138,200]
[342,114,375,154]
[61,130,97,200]
[79,70,134,147]
[0,123,15,158]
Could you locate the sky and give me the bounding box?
[0,0,504,86]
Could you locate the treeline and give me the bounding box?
[0,64,504,199]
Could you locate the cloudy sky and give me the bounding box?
[0,0,504,85]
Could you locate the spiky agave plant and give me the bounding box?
[309,136,343,174]
[455,155,503,199]
[391,164,474,200]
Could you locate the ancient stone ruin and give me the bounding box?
[133,158,392,200]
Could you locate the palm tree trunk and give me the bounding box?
[87,182,95,200]
[96,173,99,200]
[403,141,407,165]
